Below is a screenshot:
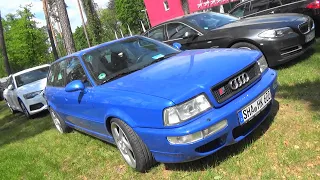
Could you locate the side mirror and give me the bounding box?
[183,31,198,40]
[65,80,85,92]
[172,42,182,50]
[8,84,13,90]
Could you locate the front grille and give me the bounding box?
[232,103,271,139]
[211,63,261,104]
[30,103,44,111]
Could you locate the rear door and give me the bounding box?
[45,59,68,117]
[280,0,312,14]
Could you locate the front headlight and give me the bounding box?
[23,90,42,99]
[259,27,293,38]
[163,94,211,126]
[257,56,268,73]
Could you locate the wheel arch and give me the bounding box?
[104,109,138,135]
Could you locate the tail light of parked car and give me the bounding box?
[306,0,320,9]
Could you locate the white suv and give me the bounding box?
[3,64,50,118]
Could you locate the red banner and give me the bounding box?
[188,0,239,13]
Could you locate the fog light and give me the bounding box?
[167,131,203,144]
[203,120,228,137]
[167,120,228,145]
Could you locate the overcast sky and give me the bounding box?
[0,0,109,31]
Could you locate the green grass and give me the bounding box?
[1,43,320,179]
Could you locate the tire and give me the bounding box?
[110,118,155,172]
[49,108,72,133]
[5,100,16,114]
[19,100,30,119]
[231,42,261,51]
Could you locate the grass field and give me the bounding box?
[0,43,319,180]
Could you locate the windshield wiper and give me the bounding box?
[100,69,140,85]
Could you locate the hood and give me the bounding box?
[16,78,47,94]
[221,13,306,29]
[101,49,261,104]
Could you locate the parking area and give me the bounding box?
[0,40,319,179]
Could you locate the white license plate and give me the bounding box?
[238,89,272,125]
[305,31,315,43]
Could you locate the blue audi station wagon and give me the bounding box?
[45,36,278,172]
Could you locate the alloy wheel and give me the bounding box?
[111,122,136,168]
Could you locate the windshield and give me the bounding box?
[82,36,180,84]
[186,12,237,30]
[15,66,49,88]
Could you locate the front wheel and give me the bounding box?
[19,100,30,118]
[111,118,156,172]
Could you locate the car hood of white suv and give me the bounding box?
[16,78,47,95]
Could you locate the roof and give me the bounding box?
[52,36,138,64]
[13,64,51,77]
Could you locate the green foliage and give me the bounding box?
[115,0,146,34]
[81,0,103,45]
[99,8,119,41]
[0,5,50,77]
[73,26,91,51]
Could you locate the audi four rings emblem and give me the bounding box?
[229,73,250,90]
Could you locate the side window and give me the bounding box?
[250,1,269,14]
[65,57,90,87]
[269,0,282,8]
[230,3,250,17]
[148,26,165,41]
[53,60,67,87]
[47,65,56,87]
[167,23,197,40]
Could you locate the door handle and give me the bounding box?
[270,11,275,14]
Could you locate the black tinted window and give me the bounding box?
[269,0,282,8]
[167,23,197,39]
[65,57,89,86]
[148,26,165,41]
[251,1,269,14]
[230,2,250,17]
[187,13,237,30]
[15,66,49,88]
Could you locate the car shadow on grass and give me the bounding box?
[164,100,280,172]
[274,48,316,70]
[277,80,320,116]
[0,105,53,147]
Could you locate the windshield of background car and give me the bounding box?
[15,66,49,88]
[82,37,180,84]
[186,13,237,30]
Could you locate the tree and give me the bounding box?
[0,11,11,75]
[108,0,115,10]
[55,0,76,54]
[99,8,118,41]
[73,26,91,51]
[180,0,190,14]
[81,0,102,45]
[0,5,50,76]
[42,0,59,60]
[115,0,146,34]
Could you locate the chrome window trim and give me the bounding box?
[163,22,203,43]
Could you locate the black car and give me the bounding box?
[143,12,315,67]
[229,0,320,30]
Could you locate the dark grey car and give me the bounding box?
[143,12,315,67]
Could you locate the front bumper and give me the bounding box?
[256,30,315,67]
[23,93,48,115]
[134,69,277,163]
